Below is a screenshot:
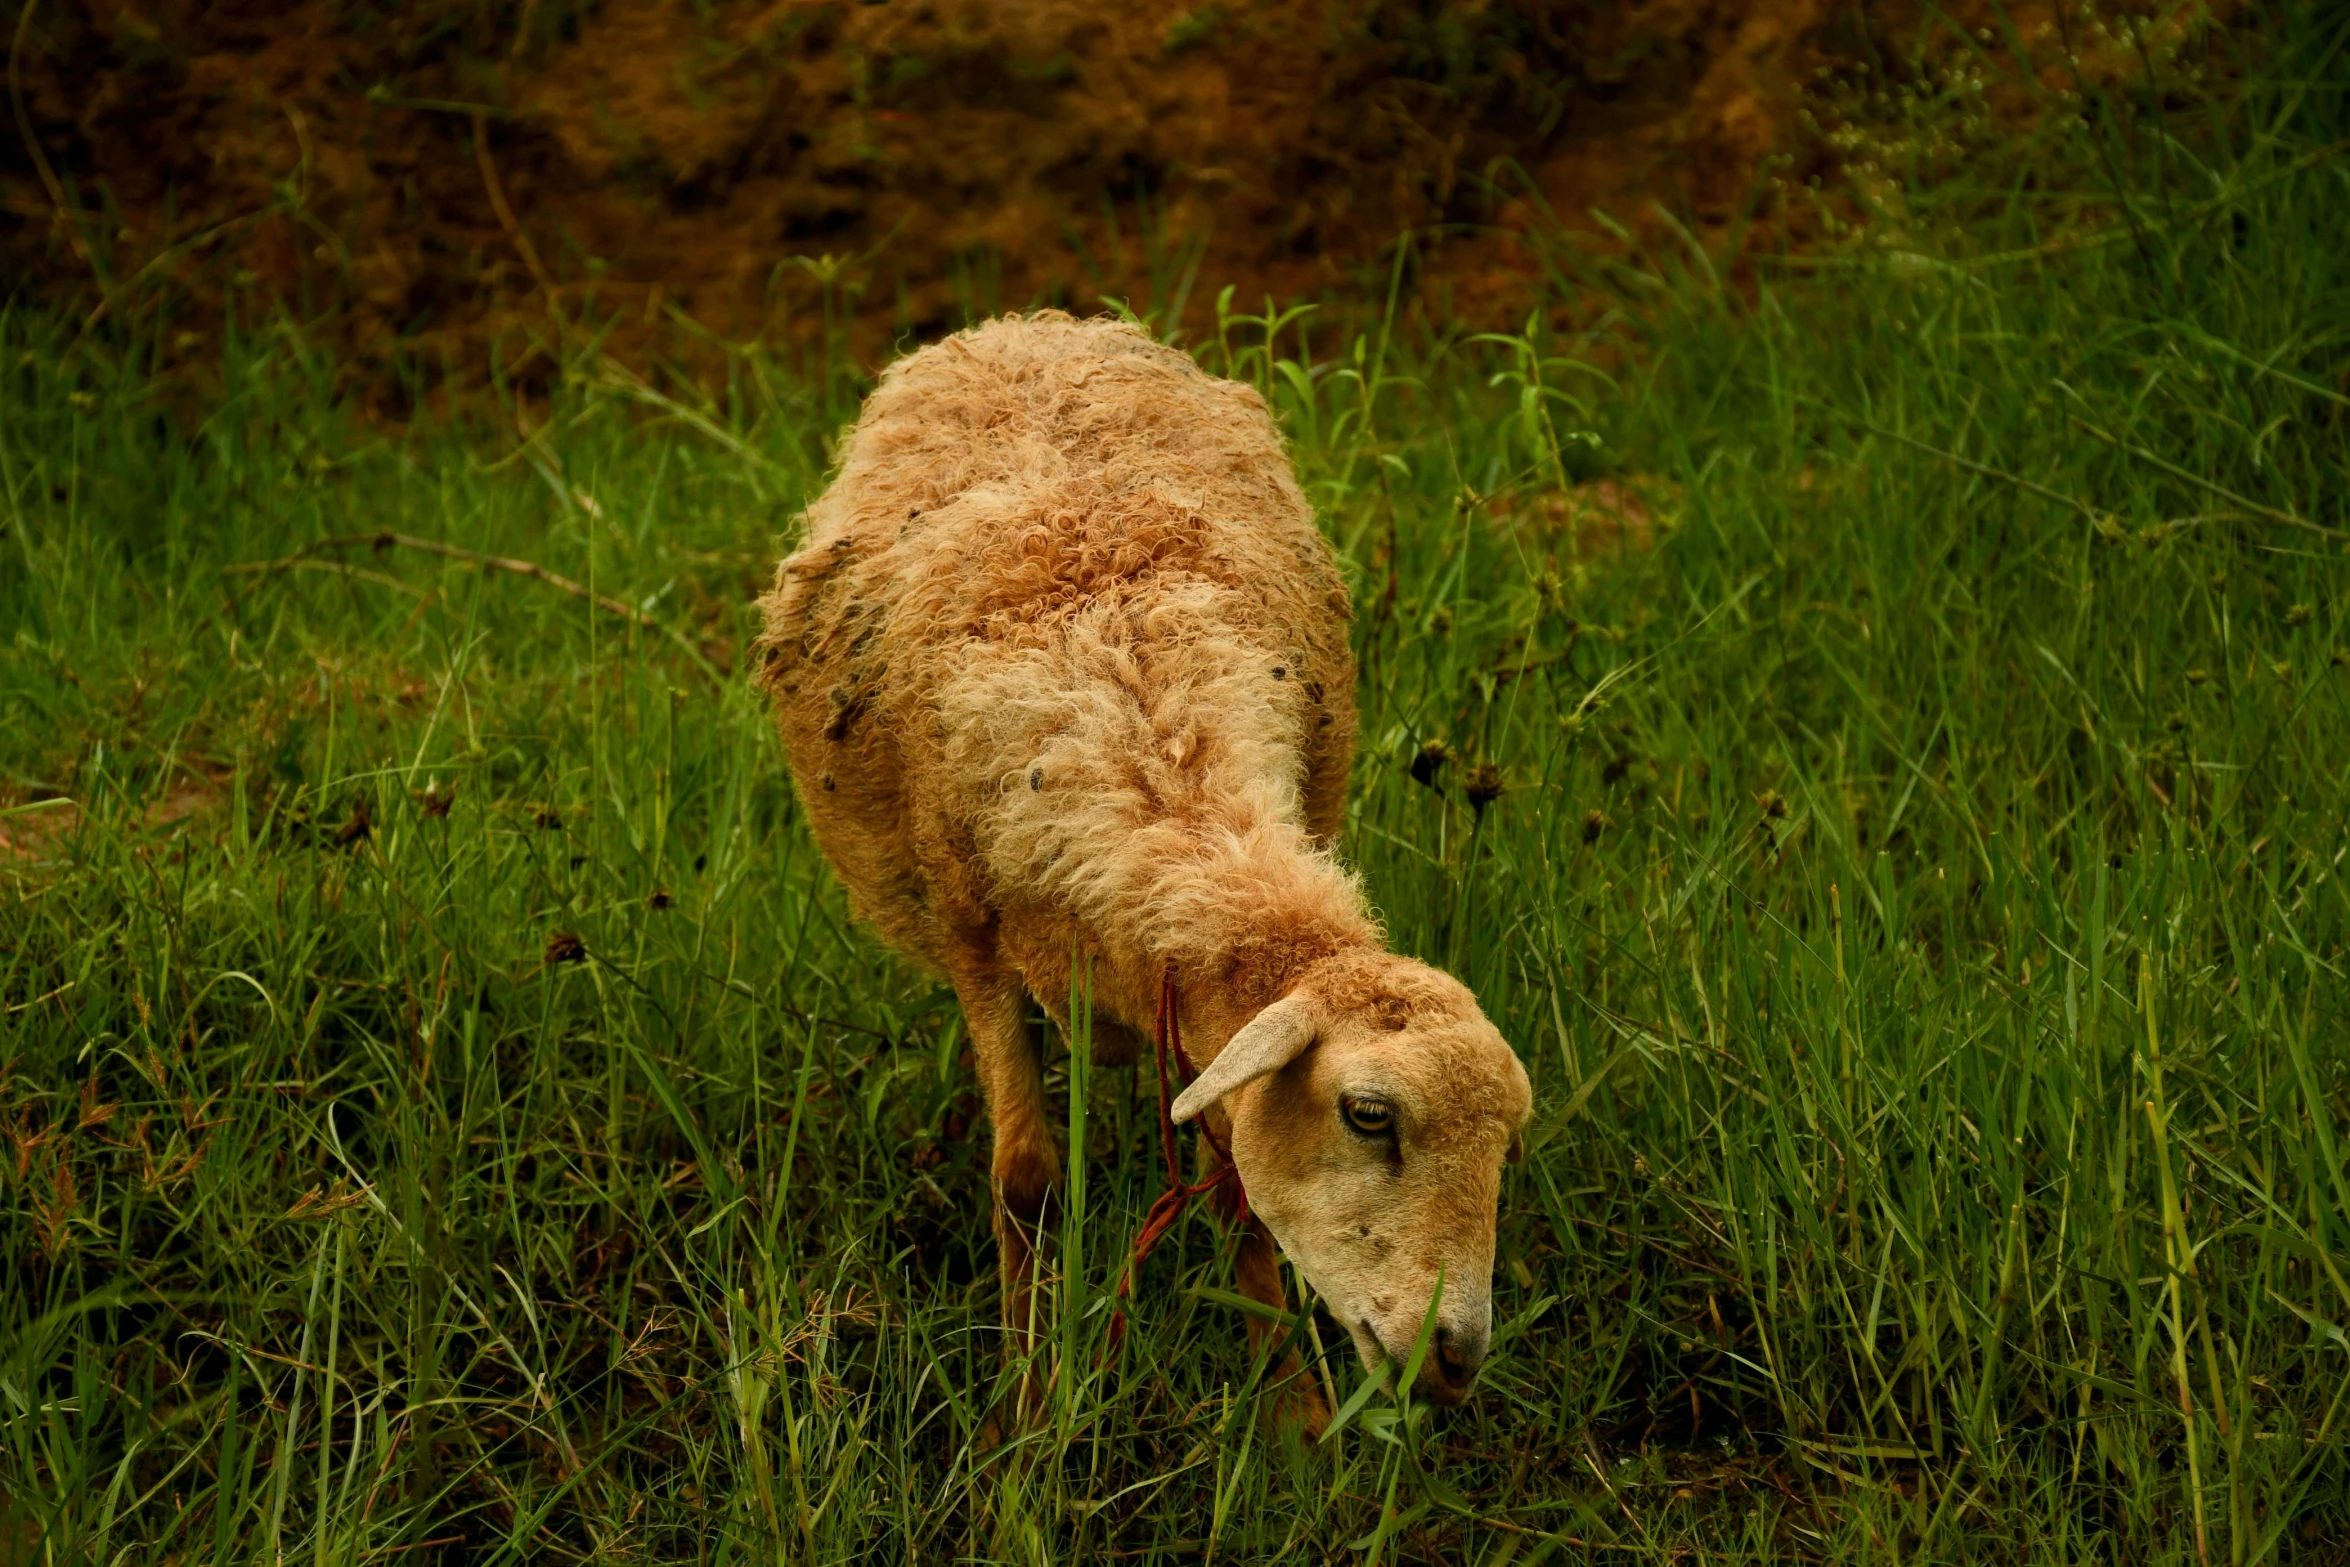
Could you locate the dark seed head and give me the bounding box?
[1410,738,1451,789]
[1272,665,1287,681]
[533,804,563,830]
[1463,762,1505,816]
[648,888,673,911]
[543,930,586,966]
[1029,766,1044,791]
[1582,810,1605,843]
[418,783,454,818]
[1758,789,1789,820]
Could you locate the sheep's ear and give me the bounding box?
[1170,994,1320,1124]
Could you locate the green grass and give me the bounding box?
[5,12,2350,1563]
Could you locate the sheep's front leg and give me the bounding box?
[953,960,1059,1419]
[1211,1152,1334,1437]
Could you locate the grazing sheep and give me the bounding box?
[755,311,1532,1424]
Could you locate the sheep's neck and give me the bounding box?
[1123,819,1377,1049]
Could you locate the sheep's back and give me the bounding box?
[757,311,1358,957]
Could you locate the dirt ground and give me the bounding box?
[4,1,2219,406]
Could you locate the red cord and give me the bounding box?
[1106,966,1247,1353]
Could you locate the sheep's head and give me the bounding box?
[1172,952,1532,1404]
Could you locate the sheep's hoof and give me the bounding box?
[1266,1376,1333,1441]
[980,1362,1051,1450]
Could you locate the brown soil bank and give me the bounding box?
[5,1,2214,400]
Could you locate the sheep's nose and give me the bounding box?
[1420,1325,1487,1404]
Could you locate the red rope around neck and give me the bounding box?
[1106,966,1246,1352]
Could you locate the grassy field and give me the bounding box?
[5,12,2350,1564]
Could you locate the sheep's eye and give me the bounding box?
[1340,1097,1394,1138]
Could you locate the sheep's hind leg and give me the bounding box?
[954,958,1060,1429]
